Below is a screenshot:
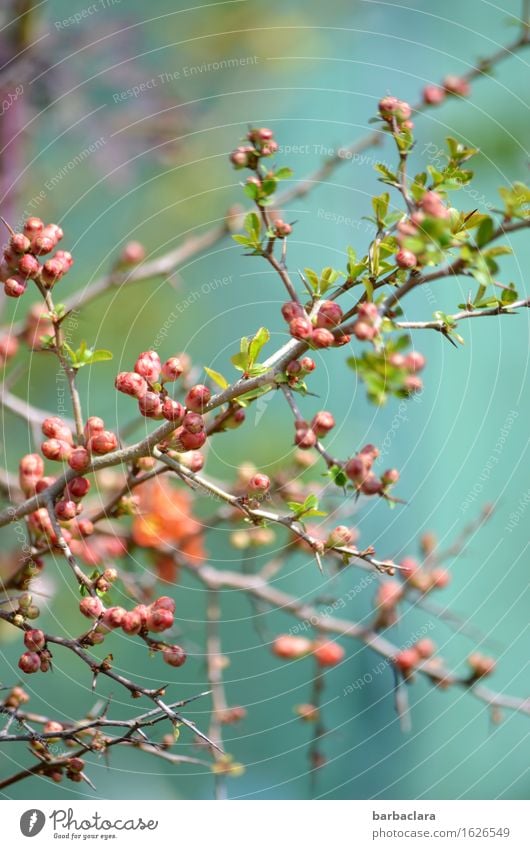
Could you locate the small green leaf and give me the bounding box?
[204,367,229,389]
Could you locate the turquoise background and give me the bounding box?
[0,0,528,800]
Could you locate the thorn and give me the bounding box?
[0,216,15,236]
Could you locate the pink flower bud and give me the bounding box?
[395,648,419,673]
[360,474,383,496]
[79,597,103,619]
[68,447,90,472]
[311,411,335,437]
[327,525,354,547]
[316,300,343,329]
[162,398,185,422]
[248,473,270,494]
[84,416,105,440]
[10,233,31,253]
[41,439,72,462]
[395,249,417,269]
[160,357,184,382]
[163,645,187,667]
[55,500,77,521]
[404,351,426,372]
[20,454,44,477]
[23,217,44,238]
[381,468,399,486]
[375,581,403,610]
[18,652,41,674]
[100,606,126,630]
[115,371,148,398]
[138,391,163,418]
[4,275,27,297]
[272,635,311,659]
[311,327,334,348]
[152,596,176,613]
[274,218,292,237]
[90,431,118,455]
[121,610,143,635]
[281,301,305,322]
[24,629,46,651]
[422,84,445,105]
[120,241,145,264]
[146,608,174,633]
[313,639,345,667]
[182,412,204,434]
[443,75,470,97]
[289,316,313,340]
[31,234,56,255]
[134,350,161,383]
[185,384,211,413]
[415,638,436,659]
[175,427,207,451]
[65,477,90,500]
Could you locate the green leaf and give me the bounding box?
[204,367,229,389]
[231,352,249,372]
[86,349,113,364]
[248,327,270,365]
[244,212,261,239]
[476,217,495,247]
[275,167,293,180]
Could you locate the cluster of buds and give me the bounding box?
[272,634,345,667]
[78,594,186,667]
[293,410,335,451]
[285,355,315,387]
[467,652,496,680]
[18,628,52,675]
[378,96,413,131]
[351,302,380,342]
[387,349,426,395]
[422,76,470,106]
[394,637,437,676]
[325,524,359,549]
[344,444,398,497]
[229,127,279,170]
[218,706,247,725]
[1,217,73,298]
[399,556,451,593]
[283,300,349,349]
[115,350,189,423]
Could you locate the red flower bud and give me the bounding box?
[84,416,105,440]
[4,275,27,297]
[404,351,426,372]
[90,431,118,455]
[274,219,292,237]
[313,639,345,667]
[24,629,46,651]
[185,384,211,412]
[134,350,161,383]
[175,427,207,451]
[120,241,145,264]
[138,391,163,418]
[161,357,184,382]
[395,249,417,269]
[115,371,148,398]
[162,398,185,423]
[415,638,436,659]
[163,645,187,667]
[311,327,334,348]
[311,411,335,437]
[315,301,343,329]
[182,412,204,434]
[248,473,270,494]
[20,454,44,477]
[443,75,470,97]
[422,84,445,105]
[146,608,174,633]
[121,610,143,635]
[272,635,311,659]
[18,652,41,674]
[289,316,313,340]
[395,648,420,673]
[10,233,31,253]
[79,597,103,619]
[327,525,355,547]
[281,301,305,322]
[65,477,90,500]
[23,217,44,238]
[31,234,56,255]
[381,468,399,486]
[68,447,90,472]
[153,596,176,613]
[41,439,72,462]
[55,500,77,521]
[100,606,126,630]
